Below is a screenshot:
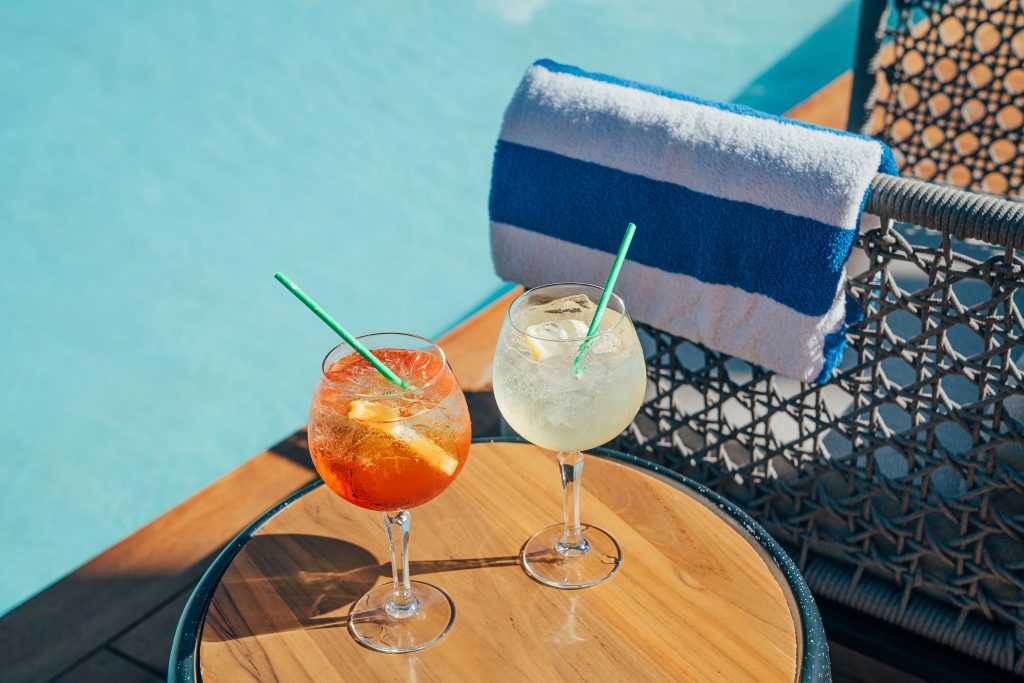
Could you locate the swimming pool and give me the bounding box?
[0,0,857,616]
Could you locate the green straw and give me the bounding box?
[574,222,637,374]
[274,272,412,390]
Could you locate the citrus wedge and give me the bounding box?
[524,319,590,361]
[348,399,401,422]
[347,399,459,476]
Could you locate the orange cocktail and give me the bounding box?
[306,332,470,654]
[309,347,471,510]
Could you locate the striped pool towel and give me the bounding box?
[490,59,897,384]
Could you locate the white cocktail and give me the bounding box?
[492,283,646,588]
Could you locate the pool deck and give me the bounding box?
[0,73,919,683]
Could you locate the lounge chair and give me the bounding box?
[612,1,1024,676]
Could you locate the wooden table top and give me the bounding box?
[181,441,813,682]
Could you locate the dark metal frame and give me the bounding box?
[613,170,1024,674]
[168,438,830,683]
[841,2,1024,670]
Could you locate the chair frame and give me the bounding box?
[614,172,1023,675]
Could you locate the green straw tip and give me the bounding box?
[573,221,638,372]
[273,272,412,391]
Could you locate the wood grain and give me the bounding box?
[784,70,853,130]
[0,290,510,683]
[200,442,799,682]
[0,433,318,683]
[1,68,863,680]
[51,648,162,683]
[111,584,197,673]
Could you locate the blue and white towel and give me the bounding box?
[489,59,897,384]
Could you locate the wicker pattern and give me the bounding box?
[865,0,1024,198]
[615,212,1024,671]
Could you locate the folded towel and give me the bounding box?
[489,59,897,384]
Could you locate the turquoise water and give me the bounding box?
[0,0,856,616]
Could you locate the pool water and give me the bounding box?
[0,0,857,615]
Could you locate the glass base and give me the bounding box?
[348,581,455,653]
[520,524,622,589]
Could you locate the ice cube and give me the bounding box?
[523,319,591,360]
[531,320,571,341]
[587,331,622,354]
[537,294,596,317]
[518,294,598,330]
[528,319,589,340]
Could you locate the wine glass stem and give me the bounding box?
[557,451,590,556]
[383,510,419,618]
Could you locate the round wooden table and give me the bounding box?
[171,439,829,682]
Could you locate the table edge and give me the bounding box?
[168,437,829,683]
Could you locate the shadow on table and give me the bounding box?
[204,532,518,641]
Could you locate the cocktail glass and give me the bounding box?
[308,333,471,652]
[492,283,646,589]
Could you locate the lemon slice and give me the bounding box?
[348,399,401,422]
[524,319,590,361]
[347,399,459,476]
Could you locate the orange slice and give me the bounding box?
[348,399,458,476]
